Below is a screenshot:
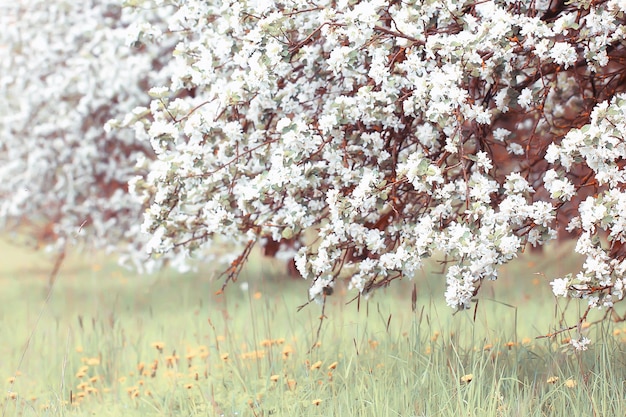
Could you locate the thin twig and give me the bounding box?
[307,294,328,353]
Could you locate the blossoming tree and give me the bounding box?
[0,1,176,272]
[3,0,626,347]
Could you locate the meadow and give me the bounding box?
[2,238,626,417]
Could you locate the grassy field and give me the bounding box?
[2,238,626,416]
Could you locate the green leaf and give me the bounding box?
[282,227,294,240]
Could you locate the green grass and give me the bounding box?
[2,238,626,416]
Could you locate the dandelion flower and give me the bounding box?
[165,354,179,367]
[546,376,559,384]
[282,345,294,358]
[127,387,140,398]
[86,357,100,366]
[327,361,338,370]
[565,379,577,388]
[312,399,322,406]
[198,346,210,359]
[460,374,473,383]
[310,360,322,370]
[76,382,89,391]
[151,342,165,352]
[270,374,280,382]
[504,341,517,349]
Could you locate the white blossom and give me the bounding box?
[549,42,578,68]
[570,336,591,351]
[550,277,570,297]
[518,88,534,110]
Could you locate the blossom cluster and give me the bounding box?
[547,95,626,309]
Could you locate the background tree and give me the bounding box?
[0,0,178,273]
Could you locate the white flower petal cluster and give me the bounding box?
[127,0,622,308]
[570,336,591,352]
[548,95,626,309]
